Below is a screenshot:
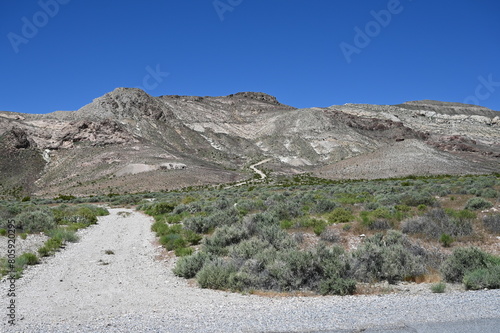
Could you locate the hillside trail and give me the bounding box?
[1,209,500,332]
[226,158,272,188]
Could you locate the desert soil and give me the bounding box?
[1,209,499,332]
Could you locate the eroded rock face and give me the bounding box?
[50,119,137,149]
[10,127,32,149]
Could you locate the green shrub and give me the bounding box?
[0,228,6,236]
[463,265,500,290]
[430,282,446,293]
[38,246,50,257]
[441,247,498,283]
[74,207,98,224]
[401,192,436,207]
[280,219,294,229]
[483,214,500,233]
[160,234,186,251]
[66,223,88,232]
[318,277,356,296]
[479,188,498,198]
[45,237,63,250]
[327,208,354,224]
[439,233,454,247]
[53,204,109,226]
[183,230,203,245]
[464,197,493,210]
[151,221,170,236]
[17,252,39,266]
[166,212,189,224]
[46,228,79,243]
[1,252,40,279]
[20,233,28,240]
[173,251,212,278]
[175,246,194,257]
[144,202,176,216]
[313,222,326,236]
[17,210,56,232]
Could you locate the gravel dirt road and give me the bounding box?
[2,208,499,332]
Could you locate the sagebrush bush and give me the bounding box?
[202,225,248,256]
[269,201,303,221]
[464,197,493,211]
[440,247,497,283]
[52,204,108,225]
[235,199,265,215]
[319,228,341,243]
[483,214,500,233]
[351,231,426,283]
[463,265,500,290]
[196,258,238,290]
[312,199,338,214]
[479,188,498,198]
[183,215,210,234]
[173,251,212,278]
[17,210,56,233]
[267,250,318,290]
[229,237,271,260]
[401,208,473,239]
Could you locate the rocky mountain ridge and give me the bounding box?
[1,88,498,197]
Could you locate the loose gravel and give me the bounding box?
[1,209,499,332]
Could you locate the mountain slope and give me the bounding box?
[0,89,498,197]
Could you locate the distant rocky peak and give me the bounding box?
[77,87,170,121]
[228,92,281,105]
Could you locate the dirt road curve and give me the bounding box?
[1,209,499,332]
[226,158,272,188]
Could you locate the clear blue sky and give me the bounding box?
[1,0,499,114]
